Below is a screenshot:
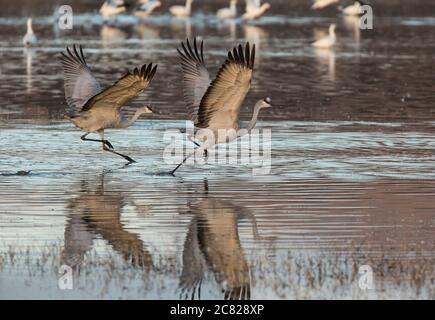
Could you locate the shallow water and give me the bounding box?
[1,121,434,299]
[0,1,435,299]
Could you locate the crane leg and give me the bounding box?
[193,141,208,158]
[103,145,136,163]
[98,131,136,164]
[188,134,208,158]
[170,155,189,175]
[171,144,207,175]
[81,132,113,149]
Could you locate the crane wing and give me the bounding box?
[60,45,102,112]
[196,43,255,130]
[177,38,211,123]
[80,63,157,112]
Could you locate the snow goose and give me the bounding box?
[242,0,270,20]
[99,0,128,19]
[134,0,162,18]
[217,0,238,19]
[340,1,365,16]
[311,0,339,10]
[23,18,37,47]
[312,24,336,49]
[170,0,194,18]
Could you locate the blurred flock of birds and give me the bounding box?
[23,0,367,49]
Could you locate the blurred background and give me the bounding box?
[2,0,435,17]
[1,0,435,123]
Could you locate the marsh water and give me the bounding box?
[0,0,435,299]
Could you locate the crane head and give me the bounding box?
[140,106,153,114]
[261,97,272,108]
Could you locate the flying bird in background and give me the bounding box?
[242,0,271,20]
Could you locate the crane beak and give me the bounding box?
[145,105,158,114]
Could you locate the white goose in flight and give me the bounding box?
[312,24,336,49]
[311,0,339,10]
[134,0,162,18]
[242,0,270,20]
[340,1,365,16]
[23,18,37,47]
[99,0,129,19]
[60,45,157,163]
[217,0,238,19]
[172,38,272,174]
[170,0,194,18]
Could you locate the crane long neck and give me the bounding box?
[119,109,143,128]
[246,104,262,131]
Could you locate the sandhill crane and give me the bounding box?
[311,0,339,10]
[217,0,238,19]
[170,0,194,18]
[100,0,129,19]
[340,1,365,16]
[23,18,37,47]
[62,174,152,270]
[172,38,272,175]
[312,24,336,48]
[134,0,162,18]
[60,44,157,163]
[242,0,270,20]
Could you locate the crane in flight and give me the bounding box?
[60,45,157,163]
[173,38,272,175]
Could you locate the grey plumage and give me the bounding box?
[177,38,211,123]
[172,38,271,175]
[196,41,255,129]
[60,44,157,163]
[61,45,102,112]
[80,62,157,112]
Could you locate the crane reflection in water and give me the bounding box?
[61,173,153,273]
[179,179,265,300]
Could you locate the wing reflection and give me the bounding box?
[61,173,152,272]
[180,180,259,300]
